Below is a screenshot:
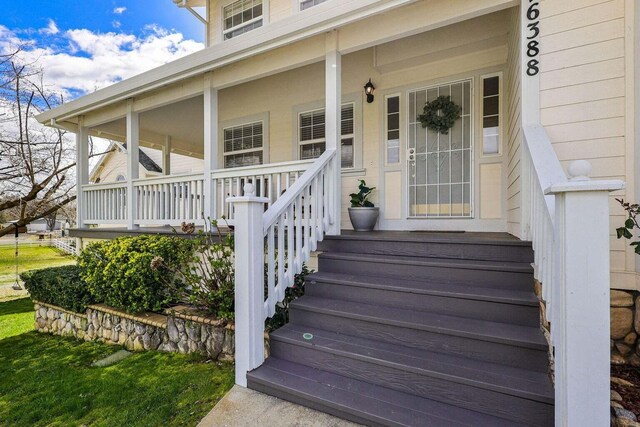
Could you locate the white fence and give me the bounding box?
[52,238,76,256]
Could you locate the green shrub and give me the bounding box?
[78,235,194,313]
[158,221,235,321]
[21,265,94,312]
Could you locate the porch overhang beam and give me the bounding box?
[36,0,422,125]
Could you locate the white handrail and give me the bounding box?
[230,149,338,387]
[522,123,624,426]
[211,158,314,179]
[263,149,335,232]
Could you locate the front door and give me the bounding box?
[407,80,472,218]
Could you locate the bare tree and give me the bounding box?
[0,49,107,237]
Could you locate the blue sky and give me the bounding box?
[0,1,205,99]
[1,0,204,43]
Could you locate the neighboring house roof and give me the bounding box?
[122,144,162,173]
[90,142,162,182]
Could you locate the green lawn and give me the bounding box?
[0,245,75,300]
[0,298,34,339]
[0,298,235,427]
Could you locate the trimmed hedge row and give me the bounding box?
[21,265,94,312]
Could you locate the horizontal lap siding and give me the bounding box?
[506,8,521,237]
[539,0,631,287]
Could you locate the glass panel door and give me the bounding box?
[408,80,472,217]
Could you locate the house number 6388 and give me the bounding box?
[526,1,540,76]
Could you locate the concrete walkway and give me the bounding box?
[198,385,362,427]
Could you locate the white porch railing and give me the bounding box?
[521,124,624,426]
[82,182,128,224]
[211,159,314,224]
[134,173,205,225]
[80,159,314,227]
[230,149,338,386]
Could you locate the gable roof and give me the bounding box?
[122,144,162,173]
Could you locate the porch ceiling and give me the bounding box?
[91,95,205,157]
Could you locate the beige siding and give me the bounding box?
[539,0,633,288]
[505,7,521,237]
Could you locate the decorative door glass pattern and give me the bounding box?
[408,80,472,217]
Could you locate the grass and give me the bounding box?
[0,245,74,300]
[0,299,235,427]
[0,298,34,339]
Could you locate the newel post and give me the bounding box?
[228,183,268,387]
[546,160,624,427]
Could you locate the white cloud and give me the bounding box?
[39,19,59,35]
[113,7,127,14]
[112,20,121,29]
[0,25,204,99]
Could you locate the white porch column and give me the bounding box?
[228,183,269,387]
[325,31,341,235]
[126,100,140,229]
[203,77,219,222]
[546,161,624,427]
[162,135,171,176]
[76,116,89,229]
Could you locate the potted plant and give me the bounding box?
[348,180,379,231]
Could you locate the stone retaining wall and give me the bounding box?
[610,290,640,365]
[34,301,237,360]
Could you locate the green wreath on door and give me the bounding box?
[417,95,462,135]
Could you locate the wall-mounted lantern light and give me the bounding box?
[364,78,375,103]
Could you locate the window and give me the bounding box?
[116,174,126,182]
[299,0,327,10]
[482,76,500,155]
[298,104,354,169]
[386,95,400,164]
[223,121,264,168]
[223,0,263,40]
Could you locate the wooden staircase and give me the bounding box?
[247,232,554,426]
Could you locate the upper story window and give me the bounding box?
[223,0,264,40]
[223,121,264,168]
[298,103,354,169]
[300,0,327,10]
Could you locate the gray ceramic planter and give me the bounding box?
[348,207,379,231]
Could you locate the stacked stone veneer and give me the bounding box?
[610,290,640,365]
[34,301,236,360]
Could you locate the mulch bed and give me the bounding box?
[612,364,640,417]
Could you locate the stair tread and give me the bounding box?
[323,231,531,246]
[248,358,523,427]
[290,296,548,350]
[272,323,554,403]
[307,271,538,306]
[319,251,534,273]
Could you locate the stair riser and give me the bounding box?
[289,308,549,372]
[318,239,534,263]
[247,378,390,427]
[271,340,554,426]
[318,256,534,291]
[305,281,540,327]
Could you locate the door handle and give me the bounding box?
[407,148,415,161]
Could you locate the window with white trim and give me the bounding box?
[223,0,263,41]
[482,75,500,155]
[223,121,264,168]
[385,95,400,164]
[299,0,327,10]
[298,104,354,169]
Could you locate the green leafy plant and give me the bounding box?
[78,235,194,313]
[616,198,640,254]
[350,179,376,208]
[266,263,312,331]
[21,265,94,312]
[157,220,235,321]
